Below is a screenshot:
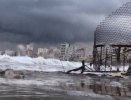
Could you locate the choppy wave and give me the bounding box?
[0,55,82,72]
[0,55,129,72]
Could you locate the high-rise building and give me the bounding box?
[38,48,48,57]
[60,43,70,60]
[26,44,33,57]
[75,48,88,61]
[67,45,77,60]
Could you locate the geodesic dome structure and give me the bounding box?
[93,2,131,71]
[95,2,131,46]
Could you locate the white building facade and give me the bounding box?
[38,48,48,57]
[60,43,70,60]
[26,44,33,57]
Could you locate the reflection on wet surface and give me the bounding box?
[0,71,131,100]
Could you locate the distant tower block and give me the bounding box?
[93,2,131,71]
[38,48,48,57]
[60,43,70,60]
[26,44,34,57]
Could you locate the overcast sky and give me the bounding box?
[0,0,130,53]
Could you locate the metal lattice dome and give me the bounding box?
[95,2,131,46]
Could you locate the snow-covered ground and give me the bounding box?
[0,55,129,72]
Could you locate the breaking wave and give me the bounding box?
[0,55,129,72]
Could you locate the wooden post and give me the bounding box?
[105,48,108,71]
[100,46,103,66]
[123,48,126,72]
[127,52,131,73]
[111,53,112,66]
[117,46,121,72]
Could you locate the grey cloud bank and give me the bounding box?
[0,0,130,51]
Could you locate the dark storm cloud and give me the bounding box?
[0,0,130,45]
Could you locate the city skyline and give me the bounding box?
[0,43,90,62]
[0,0,130,54]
